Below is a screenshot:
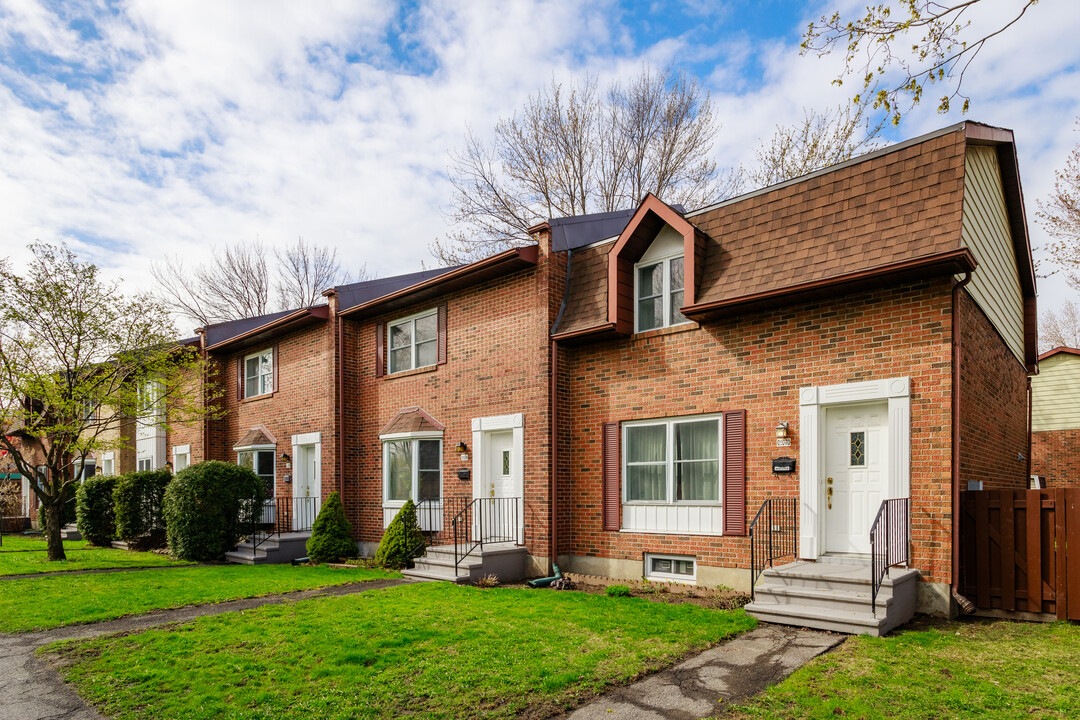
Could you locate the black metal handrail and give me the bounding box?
[748,497,798,599]
[870,497,910,614]
[450,496,521,575]
[250,495,322,559]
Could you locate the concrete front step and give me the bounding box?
[225,532,312,565]
[60,524,82,541]
[402,542,527,584]
[746,560,919,637]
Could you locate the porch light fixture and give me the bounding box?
[455,441,467,454]
[775,422,790,439]
[281,452,291,468]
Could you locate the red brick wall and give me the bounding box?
[212,321,338,499]
[341,236,560,558]
[957,288,1030,491]
[166,365,207,465]
[560,279,957,585]
[1031,429,1080,487]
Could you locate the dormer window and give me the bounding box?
[636,255,687,332]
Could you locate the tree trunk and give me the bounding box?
[43,500,67,561]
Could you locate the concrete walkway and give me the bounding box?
[0,578,409,720]
[568,625,844,719]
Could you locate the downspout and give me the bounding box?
[951,272,975,613]
[549,247,572,575]
[198,329,211,463]
[1026,377,1032,481]
[337,312,345,498]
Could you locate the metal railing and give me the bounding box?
[450,496,521,576]
[870,497,910,614]
[250,495,322,559]
[748,497,798,599]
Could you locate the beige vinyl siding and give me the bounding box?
[960,145,1026,364]
[1032,353,1080,431]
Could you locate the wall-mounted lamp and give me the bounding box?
[455,441,468,454]
[775,422,790,439]
[281,452,291,468]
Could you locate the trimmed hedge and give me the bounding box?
[374,499,424,570]
[76,475,118,546]
[306,492,358,563]
[163,460,266,562]
[113,469,171,549]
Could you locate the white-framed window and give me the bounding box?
[173,445,191,472]
[101,452,114,477]
[388,310,438,374]
[244,349,274,398]
[623,415,721,504]
[645,553,697,583]
[383,437,441,504]
[137,458,152,472]
[238,448,275,498]
[635,254,688,332]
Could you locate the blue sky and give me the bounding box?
[1,0,1078,332]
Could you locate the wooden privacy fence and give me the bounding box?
[959,489,1079,620]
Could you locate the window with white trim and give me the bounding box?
[388,310,437,374]
[623,415,721,504]
[101,453,114,477]
[238,449,275,498]
[137,458,152,472]
[645,553,697,583]
[383,438,441,504]
[635,255,688,332]
[244,349,274,398]
[173,445,191,472]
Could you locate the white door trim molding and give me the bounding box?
[798,377,910,559]
[471,414,525,543]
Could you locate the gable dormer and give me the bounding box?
[607,194,707,335]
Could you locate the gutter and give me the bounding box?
[337,311,345,498]
[951,272,975,614]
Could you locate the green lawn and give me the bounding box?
[0,546,192,576]
[1,564,397,632]
[727,619,1080,719]
[47,583,756,719]
[0,535,90,552]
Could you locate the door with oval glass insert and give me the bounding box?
[478,430,516,542]
[823,402,888,554]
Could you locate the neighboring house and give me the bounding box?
[154,120,1036,631]
[1030,347,1080,486]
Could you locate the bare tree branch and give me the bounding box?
[1039,299,1080,353]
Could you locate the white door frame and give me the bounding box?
[291,432,322,532]
[471,414,524,543]
[799,377,910,559]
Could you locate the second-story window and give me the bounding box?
[389,310,437,373]
[244,348,274,398]
[635,255,688,332]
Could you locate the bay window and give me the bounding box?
[383,437,441,504]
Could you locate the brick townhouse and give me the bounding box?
[1030,347,1080,486]
[129,120,1035,631]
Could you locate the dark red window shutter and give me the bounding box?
[271,344,279,393]
[602,421,620,531]
[723,409,747,535]
[437,303,447,365]
[236,357,244,400]
[375,322,385,378]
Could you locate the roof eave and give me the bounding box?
[206,306,330,353]
[682,249,978,320]
[339,245,539,319]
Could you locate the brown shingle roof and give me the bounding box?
[234,428,276,449]
[555,241,611,336]
[380,407,446,436]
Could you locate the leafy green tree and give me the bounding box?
[374,499,424,570]
[802,1,1039,124]
[306,492,358,563]
[0,242,213,561]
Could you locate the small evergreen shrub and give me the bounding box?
[374,499,424,570]
[606,584,631,598]
[306,492,358,563]
[113,468,172,549]
[76,475,118,546]
[163,461,266,561]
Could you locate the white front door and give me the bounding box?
[477,430,517,542]
[823,402,888,554]
[292,444,321,532]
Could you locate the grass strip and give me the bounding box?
[47,582,755,719]
[1,564,397,632]
[0,536,90,552]
[0,547,192,576]
[726,618,1080,719]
